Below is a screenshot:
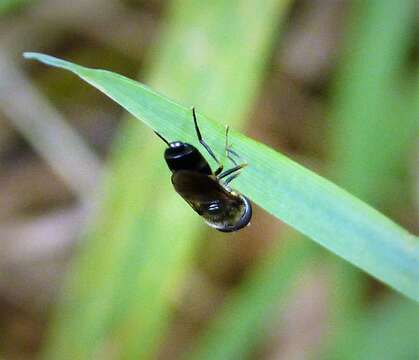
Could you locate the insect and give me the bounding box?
[155,107,252,232]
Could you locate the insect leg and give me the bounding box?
[224,125,238,166]
[226,148,238,166]
[223,173,240,186]
[218,163,247,180]
[192,107,223,175]
[224,125,246,166]
[228,147,242,160]
[154,131,170,147]
[224,125,230,158]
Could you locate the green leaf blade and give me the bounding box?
[24,52,419,301]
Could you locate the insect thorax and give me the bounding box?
[164,142,212,174]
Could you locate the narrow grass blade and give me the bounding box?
[28,1,293,359]
[108,1,292,358]
[186,236,315,360]
[110,0,290,359]
[24,51,419,302]
[345,297,419,360]
[328,0,418,207]
[322,0,419,357]
[0,0,31,14]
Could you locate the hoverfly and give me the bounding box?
[155,107,252,232]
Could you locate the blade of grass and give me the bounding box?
[0,0,31,14]
[31,1,293,359]
[328,0,417,207]
[187,2,419,358]
[24,51,419,302]
[415,67,419,216]
[346,297,419,360]
[185,234,316,360]
[142,0,293,123]
[323,0,418,357]
[0,51,101,198]
[110,1,292,358]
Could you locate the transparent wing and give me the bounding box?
[171,171,251,232]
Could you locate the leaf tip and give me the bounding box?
[23,51,37,59]
[23,51,54,64]
[22,52,78,72]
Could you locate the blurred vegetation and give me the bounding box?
[0,0,31,14]
[0,0,418,359]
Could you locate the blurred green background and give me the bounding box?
[0,0,417,359]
